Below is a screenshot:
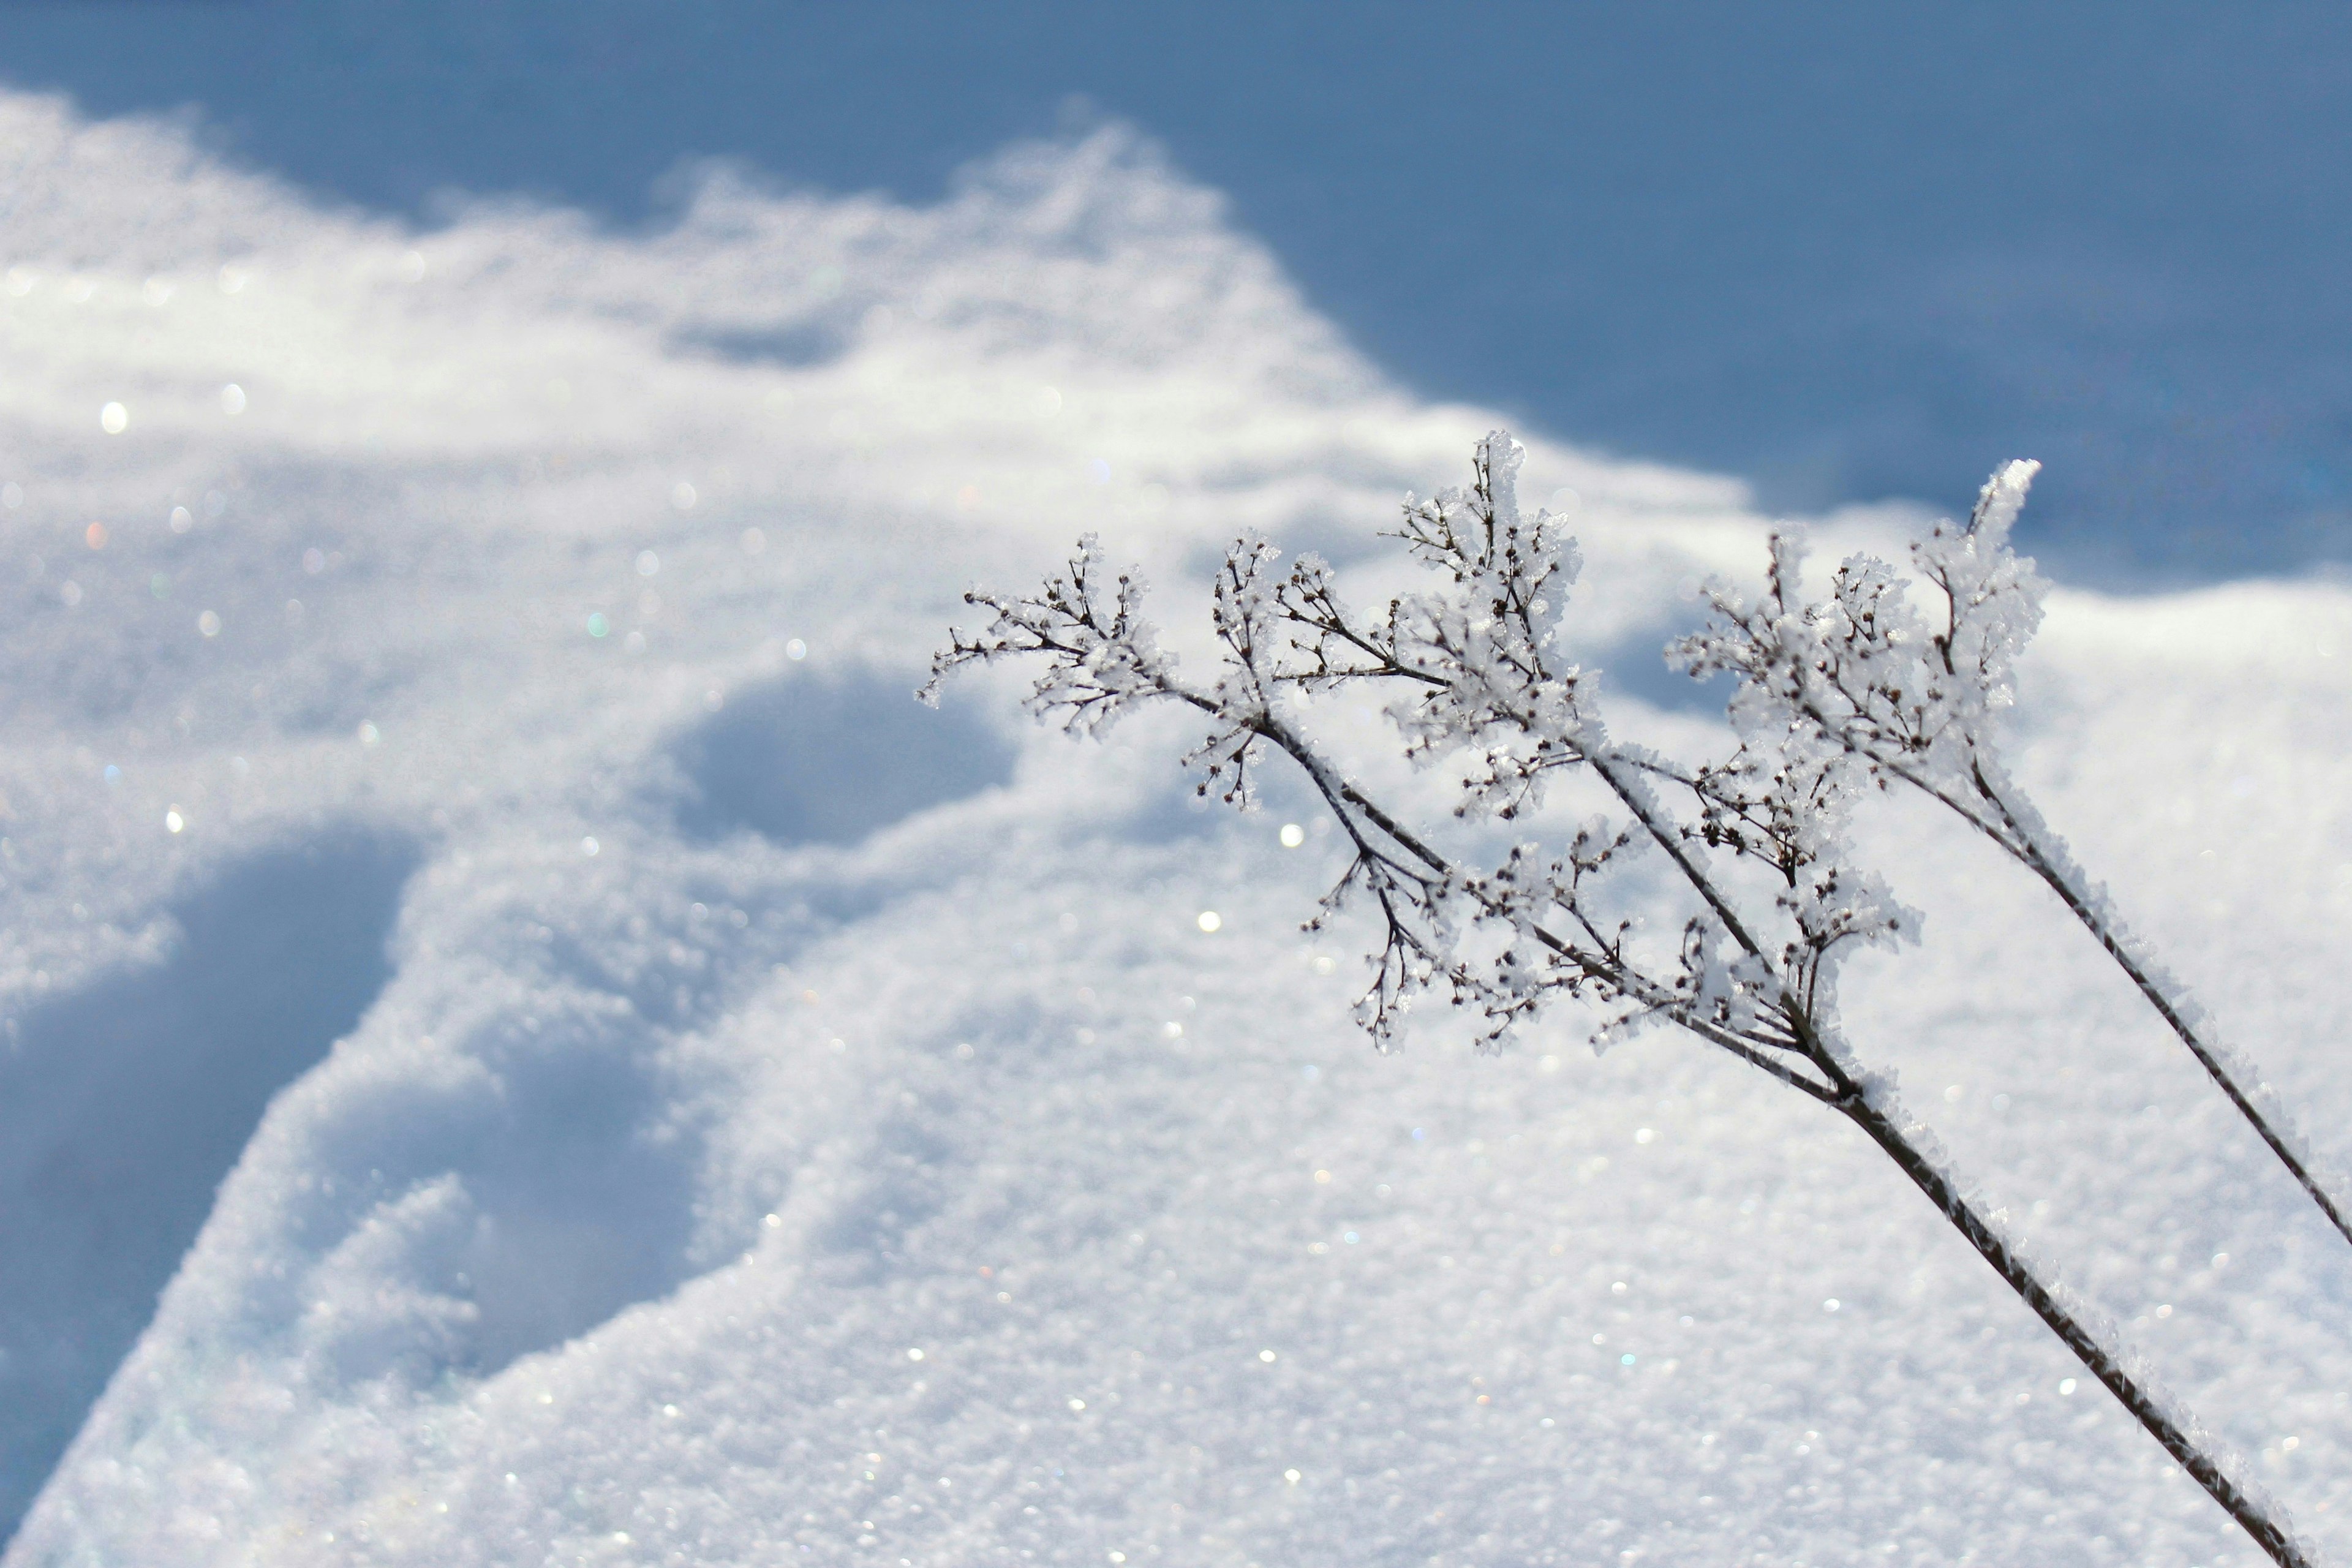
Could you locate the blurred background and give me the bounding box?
[2,0,2348,584]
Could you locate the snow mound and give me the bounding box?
[2,90,2350,1566]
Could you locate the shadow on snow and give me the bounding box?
[0,827,418,1547]
[672,668,1015,847]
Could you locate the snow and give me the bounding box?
[2,88,2351,1567]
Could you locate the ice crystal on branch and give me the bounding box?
[924,534,1175,739]
[1676,459,2352,1261]
[1673,459,2046,802]
[925,432,2317,1567]
[931,433,1906,1079]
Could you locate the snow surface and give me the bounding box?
[1,89,2350,1567]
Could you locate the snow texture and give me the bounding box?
[1,90,2351,1567]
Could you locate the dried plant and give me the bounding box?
[925,434,2313,1567]
[1672,464,2351,1252]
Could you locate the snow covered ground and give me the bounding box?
[1,89,2350,1566]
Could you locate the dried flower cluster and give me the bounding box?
[1675,466,2351,1251]
[928,434,2320,1568]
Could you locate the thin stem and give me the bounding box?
[1235,698,1840,1101]
[1962,757,2352,1254]
[941,513,2312,1567]
[1826,1075,2309,1568]
[1776,545,2351,1254]
[1856,717,2352,1257]
[1267,686,2310,1564]
[1586,747,1776,968]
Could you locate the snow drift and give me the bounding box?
[1,91,2348,1566]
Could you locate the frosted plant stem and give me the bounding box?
[1773,682,2352,1253]
[1961,759,2352,1256]
[1231,701,1847,1105]
[1534,760,2308,1564]
[1706,457,2352,1261]
[1586,747,1774,960]
[1595,715,2309,1558]
[1813,1054,2312,1568]
[1242,701,2315,1567]
[930,437,2316,1568]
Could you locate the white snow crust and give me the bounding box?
[2,90,2351,1567]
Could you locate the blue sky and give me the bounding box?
[4,0,2348,583]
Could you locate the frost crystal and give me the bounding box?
[933,435,2316,1568]
[1676,459,2352,1257]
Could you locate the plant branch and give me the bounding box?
[929,435,2312,1567]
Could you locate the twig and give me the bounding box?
[928,434,2312,1567]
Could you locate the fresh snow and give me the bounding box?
[1,89,2350,1567]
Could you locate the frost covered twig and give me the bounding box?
[1673,462,2352,1256]
[927,434,2313,1568]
